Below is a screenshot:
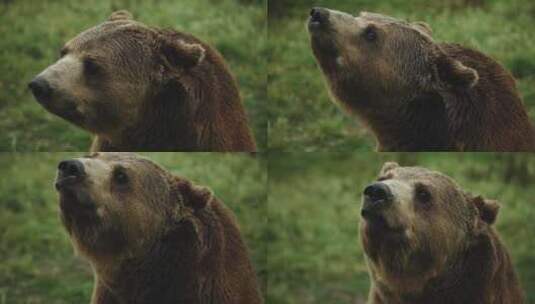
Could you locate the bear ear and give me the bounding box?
[412,21,433,36]
[471,195,500,225]
[380,162,399,176]
[176,180,213,211]
[108,10,133,21]
[434,52,479,89]
[159,36,206,70]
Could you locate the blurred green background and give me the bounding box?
[0,0,267,151]
[268,0,535,151]
[0,153,267,303]
[267,153,535,303]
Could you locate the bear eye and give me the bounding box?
[113,168,129,185]
[363,26,378,42]
[83,58,100,75]
[415,184,432,205]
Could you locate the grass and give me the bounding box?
[267,0,535,151]
[0,0,267,151]
[267,153,535,303]
[0,153,267,303]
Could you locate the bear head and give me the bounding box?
[29,11,206,140]
[360,162,499,294]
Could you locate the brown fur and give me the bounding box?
[360,162,524,304]
[55,153,262,304]
[308,9,535,151]
[30,11,256,152]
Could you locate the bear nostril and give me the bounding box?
[309,7,326,24]
[28,77,52,101]
[58,160,85,178]
[363,183,391,203]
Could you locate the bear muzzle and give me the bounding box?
[29,73,86,126]
[56,160,96,214]
[28,77,52,104]
[55,159,86,191]
[361,182,392,216]
[309,7,330,30]
[361,182,406,235]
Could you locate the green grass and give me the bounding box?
[267,153,535,303]
[268,0,535,151]
[0,153,267,303]
[0,0,267,151]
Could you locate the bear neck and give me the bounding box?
[338,68,535,152]
[94,85,199,151]
[90,203,261,304]
[436,42,535,151]
[90,223,200,303]
[328,74,454,151]
[371,230,523,304]
[360,92,454,151]
[92,51,256,152]
[438,84,535,152]
[90,220,219,303]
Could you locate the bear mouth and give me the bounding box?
[308,17,327,31]
[308,7,331,32]
[54,104,85,125]
[310,37,339,73]
[361,210,405,235]
[40,98,85,126]
[58,186,96,215]
[55,175,83,191]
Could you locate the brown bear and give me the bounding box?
[359,162,524,304]
[54,152,263,303]
[29,10,256,152]
[308,8,535,152]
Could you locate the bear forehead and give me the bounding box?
[358,11,432,40]
[86,152,162,170]
[386,166,459,188]
[84,153,173,188]
[87,152,138,161]
[66,21,152,51]
[359,11,406,25]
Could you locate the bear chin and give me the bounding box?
[58,187,97,218]
[361,216,410,258]
[40,96,86,127]
[361,212,406,236]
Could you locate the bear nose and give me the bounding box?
[310,7,329,24]
[58,160,85,178]
[363,183,392,204]
[28,77,52,102]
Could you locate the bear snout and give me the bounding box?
[309,7,329,28]
[28,77,52,104]
[55,159,86,191]
[361,182,392,217]
[363,182,392,204]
